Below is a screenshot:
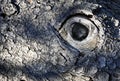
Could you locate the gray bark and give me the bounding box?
[0,0,120,81]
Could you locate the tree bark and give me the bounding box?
[0,0,120,81]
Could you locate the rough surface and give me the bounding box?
[0,0,120,81]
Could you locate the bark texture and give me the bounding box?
[0,0,120,81]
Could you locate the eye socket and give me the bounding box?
[71,22,89,41]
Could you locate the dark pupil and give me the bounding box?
[71,22,89,41]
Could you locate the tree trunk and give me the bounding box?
[0,0,120,81]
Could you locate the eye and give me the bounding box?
[59,10,104,52]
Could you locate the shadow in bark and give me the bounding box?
[0,58,65,81]
[0,15,75,81]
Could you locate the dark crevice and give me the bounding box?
[0,13,7,18]
[6,27,12,32]
[108,74,112,81]
[11,1,20,15]
[89,77,94,81]
[59,53,67,63]
[20,80,26,81]
[74,52,84,66]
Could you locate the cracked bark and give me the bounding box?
[0,0,120,81]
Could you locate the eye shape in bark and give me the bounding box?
[59,10,104,52]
